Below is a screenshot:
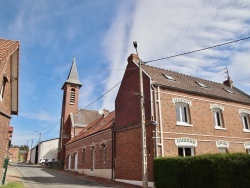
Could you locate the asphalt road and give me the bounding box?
[14,163,115,188]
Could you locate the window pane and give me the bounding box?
[185,148,192,156]
[216,112,221,127]
[178,148,184,156]
[176,106,181,122]
[244,116,249,129]
[219,148,226,153]
[183,107,188,122]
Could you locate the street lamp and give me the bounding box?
[133,41,148,188]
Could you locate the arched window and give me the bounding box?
[82,148,85,167]
[239,109,250,132]
[90,146,95,171]
[210,104,225,130]
[173,98,192,126]
[100,143,106,163]
[70,88,75,104]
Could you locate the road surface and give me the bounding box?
[14,163,115,188]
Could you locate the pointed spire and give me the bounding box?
[62,56,82,88]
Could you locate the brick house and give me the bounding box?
[115,54,250,186]
[8,147,19,162]
[65,110,115,179]
[0,38,19,169]
[58,57,103,166]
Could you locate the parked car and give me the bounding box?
[45,158,58,166]
[39,158,50,165]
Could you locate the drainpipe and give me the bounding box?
[152,85,159,158]
[111,123,115,180]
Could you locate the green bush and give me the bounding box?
[153,153,250,188]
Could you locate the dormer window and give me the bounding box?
[163,74,176,81]
[195,81,207,88]
[223,88,234,94]
[70,88,75,104]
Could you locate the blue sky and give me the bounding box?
[1,0,250,147]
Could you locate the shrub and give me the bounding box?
[153,153,250,188]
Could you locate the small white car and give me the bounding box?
[39,158,50,165]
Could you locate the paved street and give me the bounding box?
[12,163,115,188]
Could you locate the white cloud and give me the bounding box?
[101,0,250,109]
[20,111,58,121]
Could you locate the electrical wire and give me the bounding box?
[145,36,250,63]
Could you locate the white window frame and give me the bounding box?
[239,110,250,133]
[178,147,194,157]
[173,98,192,127]
[210,104,225,130]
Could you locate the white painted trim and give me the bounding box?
[115,179,154,188]
[173,98,192,106]
[239,109,250,114]
[160,131,250,140]
[175,137,197,147]
[176,122,193,127]
[210,104,224,111]
[68,154,71,170]
[244,142,250,149]
[243,129,250,133]
[74,153,78,171]
[216,140,229,148]
[215,126,226,130]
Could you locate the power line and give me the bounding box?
[145,36,250,63]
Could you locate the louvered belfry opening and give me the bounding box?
[70,88,75,104]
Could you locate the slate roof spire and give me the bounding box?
[62,56,82,88]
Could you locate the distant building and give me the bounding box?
[115,54,250,187]
[0,38,20,169]
[30,138,59,164]
[58,57,102,166]
[8,148,19,162]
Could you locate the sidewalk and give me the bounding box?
[55,169,142,188]
[4,163,22,184]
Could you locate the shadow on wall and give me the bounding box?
[42,148,58,159]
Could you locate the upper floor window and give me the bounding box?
[239,109,250,132]
[210,104,225,130]
[70,88,75,104]
[0,76,8,101]
[173,98,192,126]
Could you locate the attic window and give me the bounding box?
[223,88,234,94]
[195,81,207,88]
[163,74,176,81]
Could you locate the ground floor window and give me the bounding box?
[218,148,228,153]
[178,147,194,157]
[246,149,250,154]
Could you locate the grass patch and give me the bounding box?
[1,182,25,188]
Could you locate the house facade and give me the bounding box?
[115,54,250,186]
[65,111,115,179]
[0,38,20,169]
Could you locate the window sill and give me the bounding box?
[215,126,226,130]
[243,129,250,133]
[176,122,193,127]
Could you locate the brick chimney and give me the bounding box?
[127,54,140,64]
[223,77,233,88]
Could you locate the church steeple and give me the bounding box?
[62,57,82,89]
[58,56,82,166]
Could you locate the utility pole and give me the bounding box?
[38,132,41,143]
[133,41,148,188]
